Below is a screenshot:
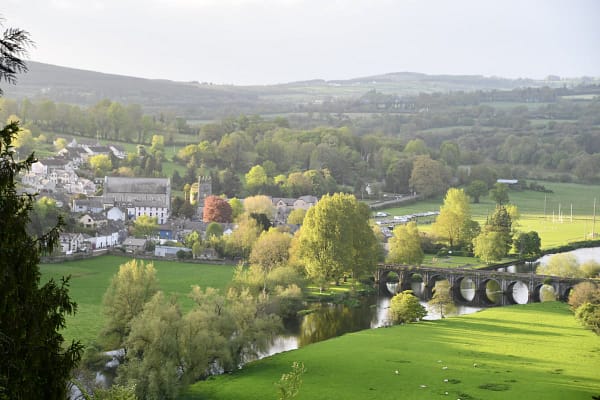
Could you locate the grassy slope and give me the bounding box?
[382,181,600,249]
[41,255,235,345]
[183,302,600,400]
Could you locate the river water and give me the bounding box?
[259,295,480,359]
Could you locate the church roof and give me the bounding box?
[104,177,169,194]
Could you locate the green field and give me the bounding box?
[381,182,600,249]
[41,255,235,345]
[183,302,600,400]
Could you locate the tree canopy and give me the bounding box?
[386,221,424,265]
[295,193,378,289]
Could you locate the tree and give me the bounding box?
[1,22,83,400]
[428,280,456,318]
[465,180,487,203]
[513,231,541,258]
[228,197,244,220]
[249,228,292,272]
[580,260,600,278]
[489,182,509,205]
[245,164,269,194]
[575,302,600,334]
[101,260,159,348]
[432,188,471,248]
[295,193,378,290]
[225,214,262,260]
[243,195,276,220]
[117,292,182,400]
[473,231,508,263]
[287,208,307,225]
[133,215,158,238]
[387,221,424,265]
[536,254,586,278]
[388,290,427,324]
[203,195,233,223]
[409,155,447,198]
[568,282,600,310]
[89,153,113,177]
[276,362,306,400]
[205,221,224,239]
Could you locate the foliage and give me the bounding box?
[473,231,508,263]
[276,362,306,400]
[287,208,306,225]
[568,282,600,310]
[465,179,488,203]
[432,188,472,248]
[205,221,224,239]
[202,195,233,223]
[513,231,541,258]
[243,195,276,220]
[132,214,158,238]
[295,193,378,290]
[408,155,447,198]
[88,153,112,177]
[225,214,262,260]
[428,280,456,318]
[388,290,427,324]
[575,302,600,335]
[536,254,586,278]
[228,197,244,220]
[489,182,509,205]
[101,260,159,348]
[0,25,83,396]
[249,228,292,272]
[386,221,424,265]
[580,260,600,278]
[245,164,270,194]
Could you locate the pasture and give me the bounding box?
[381,181,600,249]
[40,255,235,345]
[183,302,600,400]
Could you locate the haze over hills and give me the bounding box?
[3,61,595,119]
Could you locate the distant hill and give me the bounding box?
[3,61,591,119]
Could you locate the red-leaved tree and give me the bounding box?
[203,195,233,223]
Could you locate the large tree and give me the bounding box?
[432,188,472,248]
[295,193,378,290]
[388,290,427,324]
[409,155,447,198]
[0,21,83,399]
[101,260,159,348]
[386,221,424,265]
[203,195,233,223]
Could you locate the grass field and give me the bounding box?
[41,255,235,345]
[182,302,600,400]
[381,181,600,249]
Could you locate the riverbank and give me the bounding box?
[182,302,600,400]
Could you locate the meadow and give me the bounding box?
[382,181,600,249]
[41,255,235,345]
[182,302,600,400]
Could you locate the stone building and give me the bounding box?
[102,176,171,224]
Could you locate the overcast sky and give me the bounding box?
[3,0,599,85]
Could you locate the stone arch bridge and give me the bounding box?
[377,264,589,307]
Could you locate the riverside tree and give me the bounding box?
[295,193,378,290]
[0,20,83,399]
[386,221,424,265]
[388,290,427,324]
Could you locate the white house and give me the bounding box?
[103,177,171,224]
[155,245,191,257]
[107,206,126,222]
[86,231,120,250]
[59,233,89,254]
[294,195,318,210]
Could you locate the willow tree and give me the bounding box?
[295,193,378,290]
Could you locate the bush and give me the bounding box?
[388,290,427,324]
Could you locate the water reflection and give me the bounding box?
[260,296,480,359]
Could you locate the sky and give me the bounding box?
[3,0,600,85]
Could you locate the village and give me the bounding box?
[19,138,322,260]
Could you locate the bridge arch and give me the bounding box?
[455,277,477,303]
[425,274,450,301]
[506,280,529,304]
[532,283,557,302]
[479,278,502,305]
